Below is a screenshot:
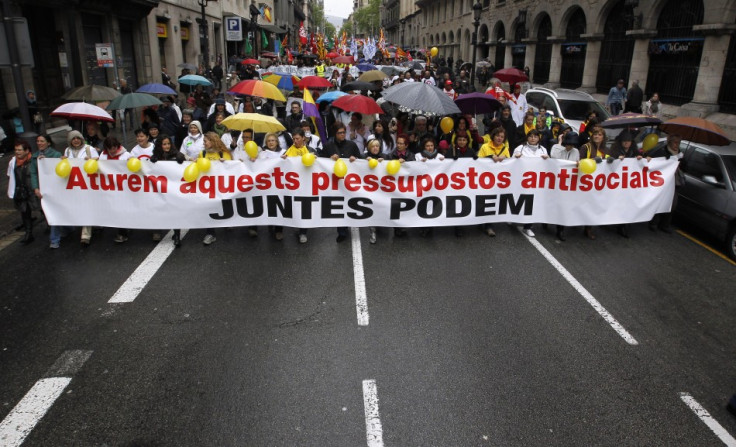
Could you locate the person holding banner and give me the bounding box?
[550,132,581,241]
[180,121,205,161]
[364,139,385,244]
[578,126,607,240]
[513,129,548,237]
[62,130,99,247]
[647,134,683,234]
[477,127,511,237]
[280,128,311,243]
[199,133,233,245]
[150,135,185,246]
[322,122,361,242]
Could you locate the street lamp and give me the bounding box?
[198,0,217,71]
[470,0,482,89]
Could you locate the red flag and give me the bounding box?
[287,48,294,63]
[299,21,307,45]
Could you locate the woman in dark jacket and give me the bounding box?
[150,134,185,246]
[8,140,39,244]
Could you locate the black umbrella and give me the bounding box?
[341,81,381,92]
[401,61,424,70]
[380,66,402,76]
[600,113,662,129]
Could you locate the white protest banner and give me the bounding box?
[39,158,677,229]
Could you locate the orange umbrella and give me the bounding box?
[659,117,730,146]
[227,80,286,102]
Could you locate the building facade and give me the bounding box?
[393,0,736,117]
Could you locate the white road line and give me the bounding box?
[362,379,384,447]
[521,231,639,345]
[351,227,369,326]
[108,230,187,303]
[0,350,91,447]
[679,392,736,446]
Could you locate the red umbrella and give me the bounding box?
[332,94,384,115]
[326,52,339,58]
[493,67,529,84]
[261,52,279,59]
[241,58,260,65]
[332,55,354,64]
[659,117,731,146]
[297,76,333,89]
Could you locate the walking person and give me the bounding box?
[7,140,39,245]
[607,79,627,116]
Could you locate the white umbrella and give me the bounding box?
[50,102,114,122]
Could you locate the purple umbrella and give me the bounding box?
[454,92,502,115]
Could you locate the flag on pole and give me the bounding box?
[261,30,268,48]
[299,21,307,45]
[245,36,253,55]
[280,35,288,56]
[302,88,327,144]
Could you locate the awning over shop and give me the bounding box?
[294,6,306,20]
[259,24,288,34]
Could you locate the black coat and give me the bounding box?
[323,138,360,158]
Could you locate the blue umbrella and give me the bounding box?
[136,83,177,95]
[316,91,348,104]
[356,63,377,72]
[178,75,213,86]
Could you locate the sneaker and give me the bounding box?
[203,234,216,245]
[369,230,377,244]
[80,239,90,248]
[275,231,283,241]
[152,232,162,242]
[336,234,347,243]
[49,242,60,249]
[114,234,128,243]
[299,234,308,244]
[485,228,496,237]
[248,228,258,238]
[523,228,535,237]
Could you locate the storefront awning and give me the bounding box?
[294,6,306,21]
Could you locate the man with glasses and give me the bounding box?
[322,122,361,242]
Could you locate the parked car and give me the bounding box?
[525,87,611,134]
[647,138,736,259]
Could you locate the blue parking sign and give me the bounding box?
[225,17,242,41]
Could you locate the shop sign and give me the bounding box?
[648,38,703,55]
[157,23,168,38]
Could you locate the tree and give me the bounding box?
[339,21,353,37]
[353,0,381,36]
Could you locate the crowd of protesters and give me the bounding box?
[6,55,682,249]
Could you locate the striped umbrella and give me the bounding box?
[227,80,286,102]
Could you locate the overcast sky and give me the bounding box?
[324,0,352,19]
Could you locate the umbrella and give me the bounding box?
[380,66,402,76]
[659,117,731,146]
[263,72,301,91]
[600,113,662,129]
[332,56,354,64]
[326,52,339,58]
[106,93,162,111]
[493,68,528,84]
[356,63,378,72]
[228,80,286,102]
[241,58,260,65]
[401,61,424,70]
[341,81,380,92]
[381,82,461,116]
[315,90,348,104]
[51,102,114,122]
[136,83,177,95]
[62,84,121,102]
[221,113,286,133]
[358,70,388,82]
[177,62,198,71]
[178,75,213,86]
[297,76,333,89]
[261,52,279,59]
[332,94,384,115]
[454,92,501,115]
[301,54,318,59]
[476,61,492,68]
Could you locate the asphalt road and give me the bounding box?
[1,222,735,446]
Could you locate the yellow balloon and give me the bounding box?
[579,158,596,175]
[440,117,454,134]
[183,163,200,182]
[55,159,71,178]
[386,159,401,176]
[642,133,659,152]
[368,158,379,169]
[83,159,98,175]
[196,157,211,173]
[127,157,142,172]
[245,141,259,159]
[430,47,438,57]
[302,152,316,167]
[333,158,348,178]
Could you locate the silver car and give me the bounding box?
[655,139,736,260]
[525,87,610,132]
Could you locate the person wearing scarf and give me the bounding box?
[7,140,38,244]
[513,129,548,238]
[212,113,228,137]
[478,127,510,161]
[447,133,475,159]
[390,134,415,163]
[643,92,662,119]
[62,130,99,247]
[450,116,483,151]
[512,112,537,149]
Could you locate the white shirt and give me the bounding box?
[513,143,548,158]
[64,145,99,159]
[180,133,205,160]
[259,148,284,159]
[550,144,580,161]
[511,93,528,127]
[130,143,154,159]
